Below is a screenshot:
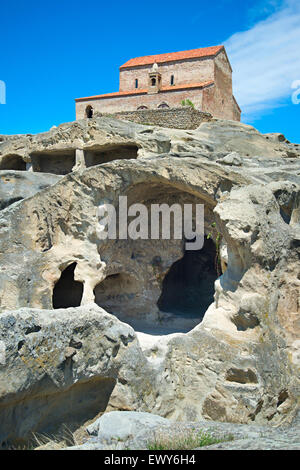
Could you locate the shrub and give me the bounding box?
[180,99,195,109]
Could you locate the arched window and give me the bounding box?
[135,79,138,89]
[158,102,169,109]
[85,105,94,119]
[151,78,156,86]
[137,105,148,110]
[170,75,174,85]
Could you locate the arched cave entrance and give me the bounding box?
[0,155,26,171]
[53,263,83,309]
[157,237,218,322]
[93,182,220,334]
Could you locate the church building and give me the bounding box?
[75,45,241,121]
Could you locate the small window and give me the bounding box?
[170,75,174,85]
[135,79,138,89]
[137,105,148,110]
[158,102,169,109]
[151,78,156,86]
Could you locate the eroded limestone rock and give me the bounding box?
[0,116,299,446]
[0,170,61,210]
[0,306,151,445]
[86,411,168,441]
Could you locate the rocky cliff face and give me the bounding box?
[0,116,299,446]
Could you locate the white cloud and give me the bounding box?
[225,0,300,120]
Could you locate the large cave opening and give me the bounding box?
[53,263,83,309]
[94,238,219,335]
[157,237,218,322]
[84,144,138,167]
[93,182,220,335]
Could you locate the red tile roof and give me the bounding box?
[120,46,224,69]
[75,81,214,102]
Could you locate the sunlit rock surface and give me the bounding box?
[0,116,299,446]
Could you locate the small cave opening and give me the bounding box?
[157,237,218,322]
[225,368,258,384]
[232,311,260,331]
[277,389,289,408]
[84,144,139,167]
[53,263,83,309]
[272,188,295,225]
[279,206,292,224]
[0,155,26,171]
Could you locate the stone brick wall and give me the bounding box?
[101,107,212,130]
[75,87,209,119]
[232,97,241,121]
[201,50,239,121]
[119,57,215,91]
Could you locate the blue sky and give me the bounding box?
[0,0,299,142]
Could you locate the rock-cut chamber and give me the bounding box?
[94,237,219,334]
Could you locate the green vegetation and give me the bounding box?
[147,429,233,450]
[180,99,195,109]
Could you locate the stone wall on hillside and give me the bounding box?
[101,107,212,130]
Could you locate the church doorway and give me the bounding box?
[85,105,94,119]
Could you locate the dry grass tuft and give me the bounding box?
[147,428,234,450]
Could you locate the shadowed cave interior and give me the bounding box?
[0,155,26,171]
[84,144,139,167]
[157,237,218,319]
[94,237,219,334]
[53,263,83,309]
[51,238,219,333]
[31,151,76,175]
